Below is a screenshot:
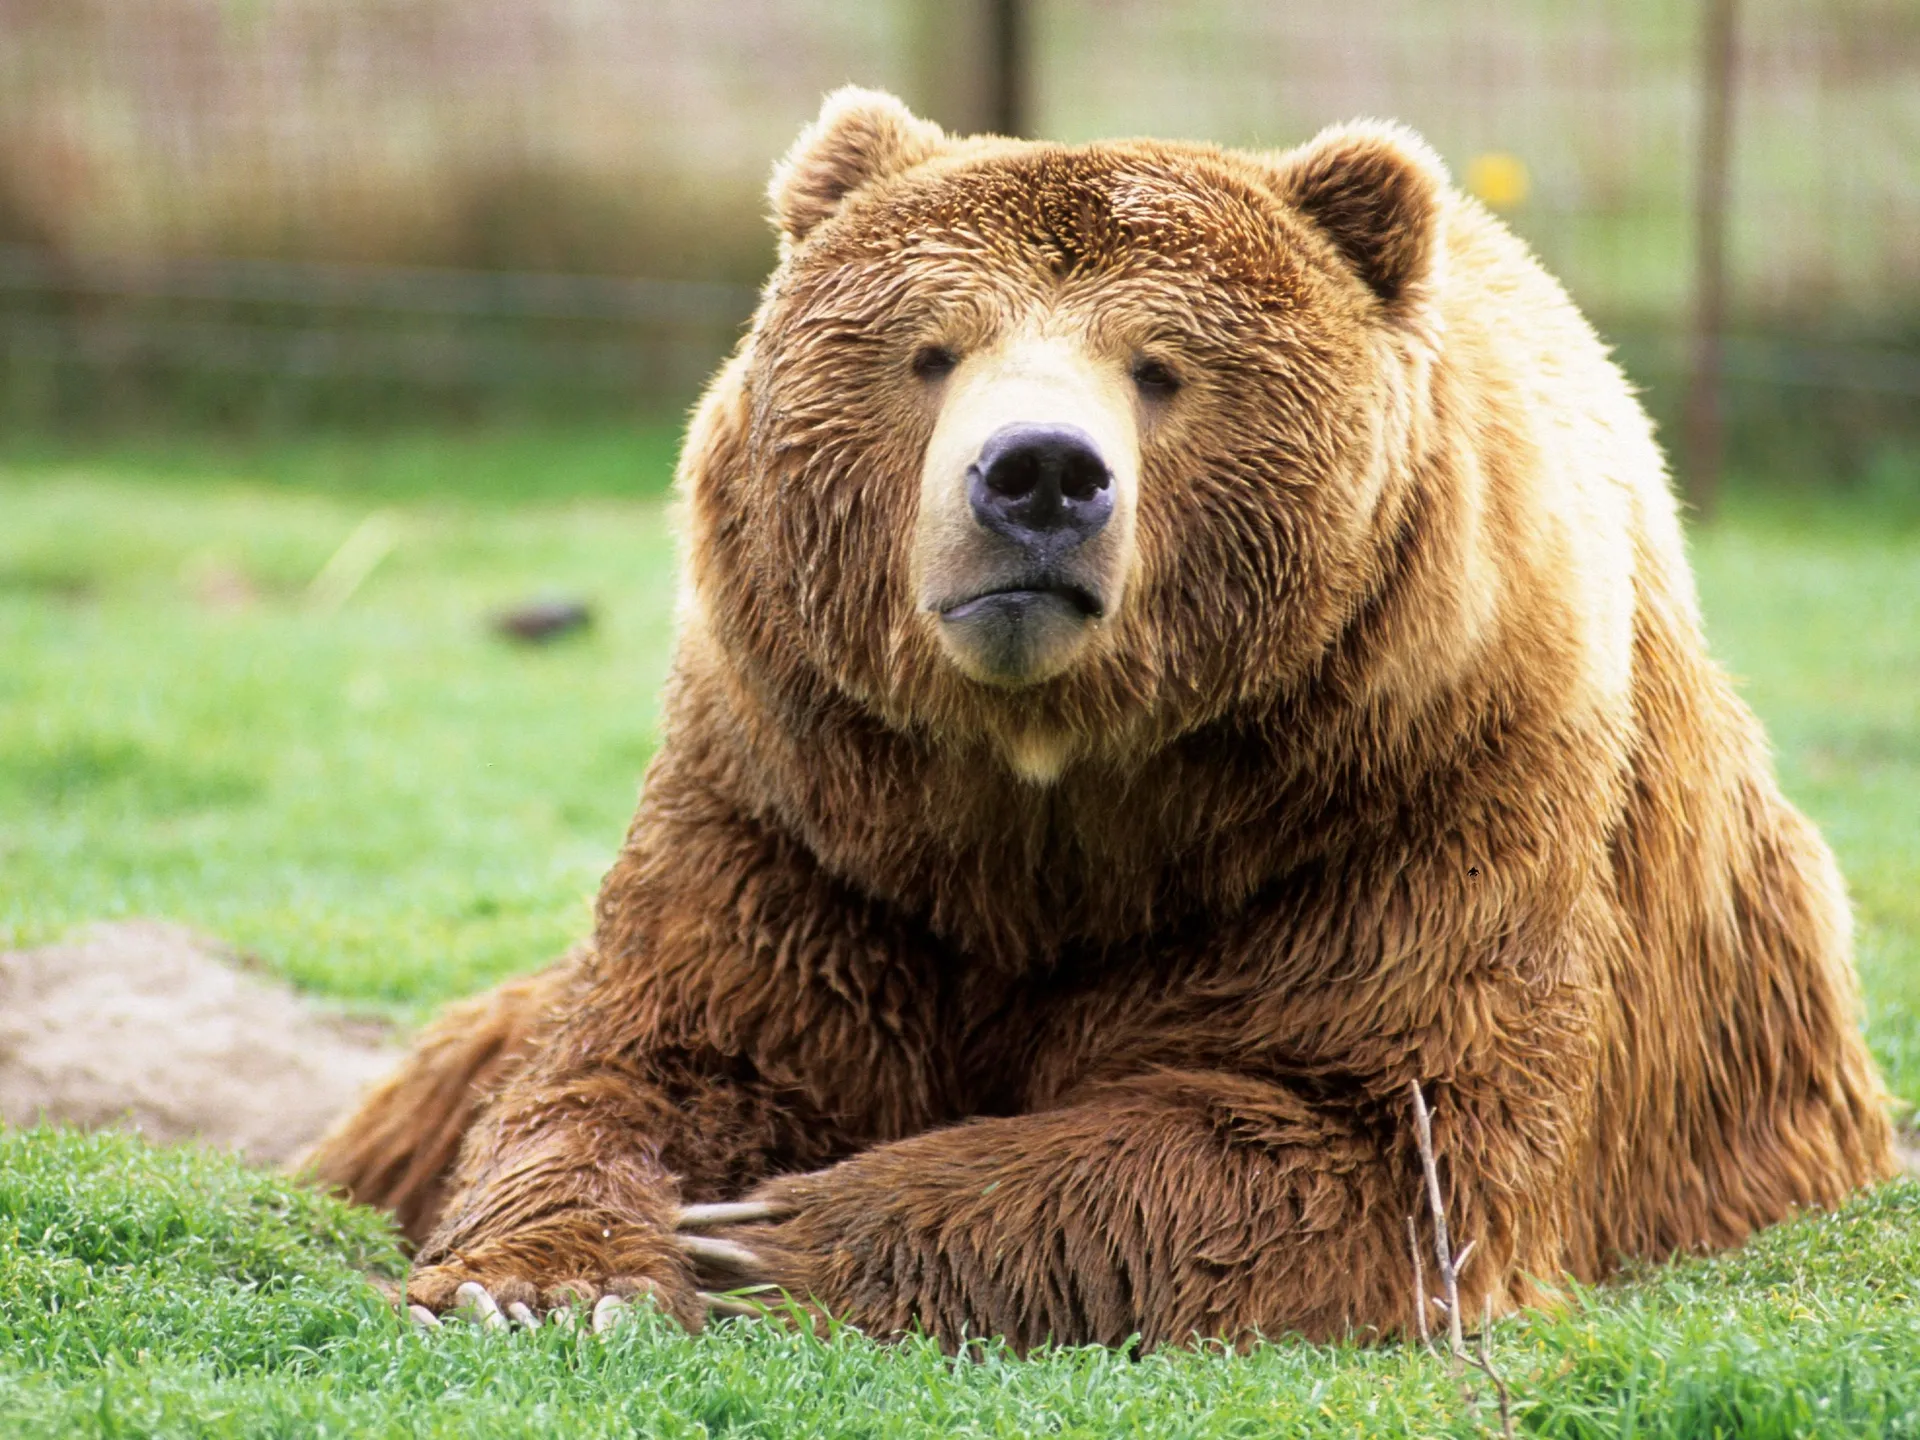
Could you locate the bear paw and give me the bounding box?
[403,1200,806,1337]
[671,1197,805,1321]
[405,1266,694,1334]
[404,1210,712,1335]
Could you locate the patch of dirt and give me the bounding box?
[0,920,400,1164]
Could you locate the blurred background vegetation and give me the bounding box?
[0,0,1915,506]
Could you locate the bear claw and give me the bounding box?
[676,1199,784,1227]
[411,1282,770,1332]
[591,1294,629,1334]
[454,1281,508,1330]
[411,1244,773,1335]
[674,1233,767,1281]
[700,1290,772,1319]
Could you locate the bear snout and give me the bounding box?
[967,422,1114,557]
[911,334,1140,691]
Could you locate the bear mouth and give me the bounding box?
[925,568,1117,687]
[935,582,1106,623]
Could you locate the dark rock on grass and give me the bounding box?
[492,596,593,643]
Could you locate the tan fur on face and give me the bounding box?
[311,92,1896,1354]
[912,328,1141,712]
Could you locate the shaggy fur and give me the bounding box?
[307,90,1895,1350]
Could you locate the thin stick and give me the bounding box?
[1406,1215,1430,1348]
[1408,1082,1517,1438]
[1408,1081,1465,1362]
[1473,1292,1516,1440]
[1452,1239,1477,1278]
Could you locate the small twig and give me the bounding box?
[1408,1081,1516,1440]
[1452,1239,1477,1278]
[1473,1292,1517,1440]
[1408,1081,1465,1362]
[1406,1214,1430,1348]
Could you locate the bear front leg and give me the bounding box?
[404,1060,709,1329]
[394,750,969,1329]
[677,1070,1556,1351]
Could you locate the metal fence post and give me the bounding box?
[913,0,1028,138]
[988,0,1030,138]
[1684,0,1739,519]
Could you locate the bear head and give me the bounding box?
[687,88,1452,784]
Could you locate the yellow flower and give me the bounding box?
[1466,152,1530,210]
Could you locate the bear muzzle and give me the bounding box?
[914,344,1139,690]
[927,422,1124,688]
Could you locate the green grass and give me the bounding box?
[0,428,686,1013]
[2,427,1918,1435]
[0,420,687,507]
[1,1129,1917,1438]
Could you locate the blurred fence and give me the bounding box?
[0,0,1915,486]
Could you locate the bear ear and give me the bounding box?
[1269,121,1448,313]
[769,87,947,247]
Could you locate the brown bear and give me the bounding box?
[307,88,1896,1350]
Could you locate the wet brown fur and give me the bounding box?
[306,90,1894,1350]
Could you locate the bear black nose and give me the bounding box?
[967,423,1113,552]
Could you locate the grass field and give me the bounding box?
[3,426,1919,1437]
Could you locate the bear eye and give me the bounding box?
[1131,356,1181,398]
[912,345,959,380]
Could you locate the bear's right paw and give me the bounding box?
[405,1265,696,1334]
[405,1215,709,1336]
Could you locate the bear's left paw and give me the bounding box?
[672,1178,917,1335]
[672,1197,810,1320]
